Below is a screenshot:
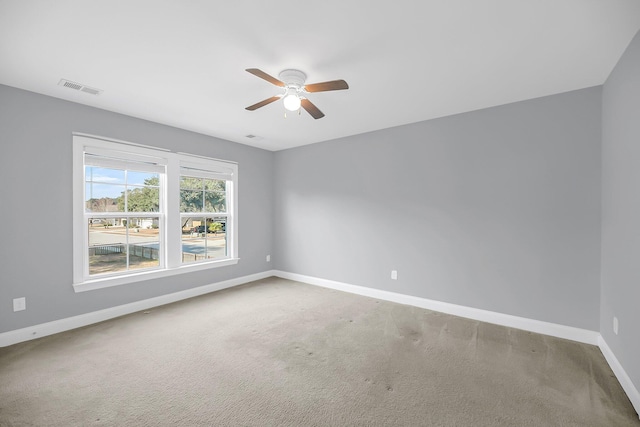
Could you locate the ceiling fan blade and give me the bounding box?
[245,96,281,111]
[300,98,325,119]
[246,68,285,87]
[304,79,349,93]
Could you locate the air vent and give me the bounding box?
[62,81,82,90]
[245,134,257,139]
[58,79,103,95]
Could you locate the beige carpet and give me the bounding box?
[0,277,638,426]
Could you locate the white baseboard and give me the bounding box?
[0,270,276,347]
[273,270,600,345]
[598,336,640,418]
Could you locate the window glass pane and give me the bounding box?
[206,217,227,259]
[85,166,125,184]
[127,171,159,187]
[85,183,125,212]
[204,191,226,212]
[181,217,206,263]
[180,217,227,264]
[125,185,160,212]
[180,189,203,212]
[203,178,225,191]
[88,218,127,275]
[180,176,202,190]
[127,217,160,271]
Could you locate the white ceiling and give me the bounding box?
[1,1,639,151]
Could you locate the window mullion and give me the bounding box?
[165,154,182,268]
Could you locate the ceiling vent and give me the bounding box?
[58,79,103,95]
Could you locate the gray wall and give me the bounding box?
[274,87,602,331]
[0,84,274,333]
[601,31,640,393]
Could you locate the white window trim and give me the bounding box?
[72,134,239,293]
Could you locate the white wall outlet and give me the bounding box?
[13,297,26,312]
[266,254,271,262]
[391,270,398,280]
[613,316,619,335]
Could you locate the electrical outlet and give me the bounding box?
[391,270,398,280]
[13,297,26,312]
[613,316,619,335]
[266,254,271,262]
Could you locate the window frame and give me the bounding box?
[179,171,229,264]
[72,134,239,292]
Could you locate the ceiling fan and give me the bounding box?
[245,68,349,119]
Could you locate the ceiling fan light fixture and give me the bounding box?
[245,68,347,119]
[283,89,301,111]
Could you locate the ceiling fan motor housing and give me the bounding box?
[278,69,307,90]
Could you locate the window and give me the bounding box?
[73,135,238,291]
[83,151,164,277]
[179,160,234,264]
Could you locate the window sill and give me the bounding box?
[73,258,240,293]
